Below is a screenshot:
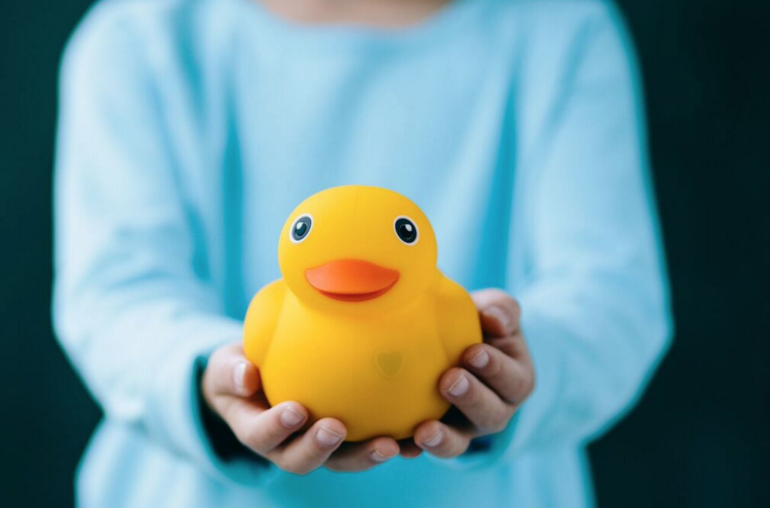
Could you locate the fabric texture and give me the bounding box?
[53,0,672,506]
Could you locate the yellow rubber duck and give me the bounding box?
[243,185,481,441]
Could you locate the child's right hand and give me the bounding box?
[201,343,406,475]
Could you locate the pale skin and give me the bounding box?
[257,0,453,27]
[202,289,535,474]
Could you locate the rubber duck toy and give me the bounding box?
[243,185,481,441]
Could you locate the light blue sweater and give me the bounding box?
[53,0,672,506]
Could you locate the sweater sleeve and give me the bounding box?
[449,1,673,469]
[52,6,276,486]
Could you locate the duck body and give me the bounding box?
[243,186,481,441]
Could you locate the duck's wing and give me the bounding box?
[431,275,483,364]
[243,279,287,367]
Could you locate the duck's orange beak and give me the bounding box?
[305,259,400,302]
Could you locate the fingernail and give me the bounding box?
[371,449,395,462]
[280,406,305,428]
[484,306,512,333]
[233,362,248,392]
[447,374,469,397]
[423,428,443,448]
[316,426,344,448]
[468,349,489,369]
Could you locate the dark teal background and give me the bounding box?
[1,1,768,506]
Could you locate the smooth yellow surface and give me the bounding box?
[243,186,481,441]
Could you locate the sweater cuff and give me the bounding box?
[145,318,279,487]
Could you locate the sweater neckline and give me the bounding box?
[232,0,486,54]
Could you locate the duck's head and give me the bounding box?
[278,186,439,314]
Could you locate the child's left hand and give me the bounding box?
[408,289,535,458]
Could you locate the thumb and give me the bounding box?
[203,342,260,401]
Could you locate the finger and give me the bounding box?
[398,439,423,459]
[205,343,260,398]
[225,400,309,455]
[482,334,518,358]
[413,420,471,458]
[273,418,347,475]
[325,437,400,472]
[462,342,535,404]
[471,289,521,338]
[439,368,514,434]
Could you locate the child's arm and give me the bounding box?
[54,7,401,477]
[411,3,671,465]
[53,10,268,485]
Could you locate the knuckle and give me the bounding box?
[225,416,252,446]
[215,343,243,367]
[209,346,229,365]
[513,371,535,402]
[284,465,305,475]
[485,337,512,358]
[237,432,263,454]
[507,297,521,316]
[491,290,519,311]
[238,428,265,452]
[238,419,281,453]
[485,354,504,379]
[452,436,471,457]
[510,369,530,395]
[488,413,509,433]
[433,441,456,457]
[522,372,535,396]
[231,427,249,447]
[323,457,348,473]
[509,378,526,402]
[490,422,506,434]
[487,288,509,301]
[279,460,310,476]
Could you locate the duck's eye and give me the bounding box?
[394,216,419,245]
[290,214,313,243]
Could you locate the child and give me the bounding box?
[53,0,671,506]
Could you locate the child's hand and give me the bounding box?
[202,343,401,474]
[411,289,535,458]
